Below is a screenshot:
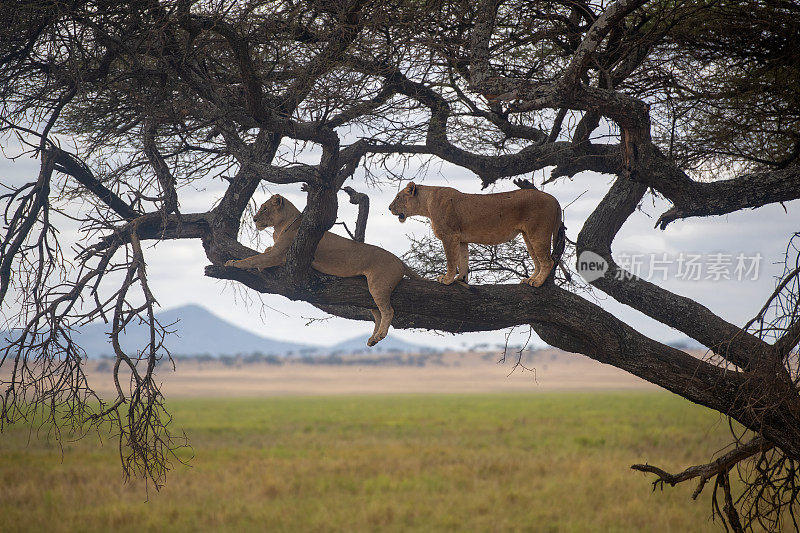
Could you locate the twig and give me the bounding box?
[631,437,771,500]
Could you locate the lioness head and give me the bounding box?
[253,194,288,230]
[388,182,421,223]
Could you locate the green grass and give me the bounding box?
[0,392,735,532]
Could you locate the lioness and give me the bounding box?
[225,194,423,346]
[389,182,564,287]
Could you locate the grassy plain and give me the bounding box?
[1,392,734,532]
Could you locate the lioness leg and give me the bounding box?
[224,249,285,269]
[456,243,469,283]
[522,230,554,287]
[369,309,382,341]
[437,237,461,285]
[366,275,395,346]
[521,234,541,285]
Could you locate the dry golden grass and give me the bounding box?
[0,392,734,532]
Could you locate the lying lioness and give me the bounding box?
[389,182,564,287]
[225,194,423,346]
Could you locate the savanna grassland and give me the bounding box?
[0,392,738,532]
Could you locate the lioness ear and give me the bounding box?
[406,182,417,196]
[272,195,284,207]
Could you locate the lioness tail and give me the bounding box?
[551,206,573,283]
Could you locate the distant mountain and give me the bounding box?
[71,304,315,357]
[326,334,436,355]
[1,304,438,357]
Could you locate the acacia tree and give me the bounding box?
[1,0,798,529]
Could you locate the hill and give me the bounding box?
[2,304,437,357]
[71,304,314,357]
[327,334,435,355]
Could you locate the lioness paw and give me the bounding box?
[368,331,387,346]
[436,274,456,285]
[224,259,238,267]
[522,276,545,287]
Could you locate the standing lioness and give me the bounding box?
[389,183,564,287]
[225,194,423,346]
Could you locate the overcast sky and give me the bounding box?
[2,146,798,351]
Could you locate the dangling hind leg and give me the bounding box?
[369,309,382,344]
[366,276,395,346]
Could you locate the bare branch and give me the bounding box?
[341,186,369,242]
[0,149,54,306]
[632,437,771,499]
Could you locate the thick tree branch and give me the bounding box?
[468,0,500,86]
[204,262,800,459]
[576,177,771,370]
[653,164,800,229]
[284,182,339,286]
[277,138,368,285]
[561,0,648,89]
[251,162,320,185]
[51,148,140,221]
[774,318,800,359]
[213,132,281,237]
[86,213,210,255]
[142,120,179,215]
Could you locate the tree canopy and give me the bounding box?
[1,1,799,529]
